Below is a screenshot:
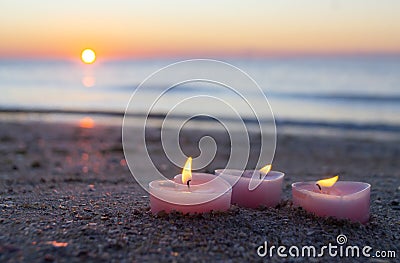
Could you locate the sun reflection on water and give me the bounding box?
[79,117,95,129]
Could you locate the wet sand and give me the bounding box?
[0,120,399,262]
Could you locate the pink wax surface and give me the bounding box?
[214,169,285,208]
[292,181,371,223]
[149,173,232,214]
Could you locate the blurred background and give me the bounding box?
[0,0,399,134]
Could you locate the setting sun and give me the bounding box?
[81,49,96,64]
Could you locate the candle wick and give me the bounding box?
[259,171,268,180]
[316,183,321,191]
[187,180,191,188]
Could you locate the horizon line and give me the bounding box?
[1,51,400,61]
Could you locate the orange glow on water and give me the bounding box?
[79,117,95,129]
[82,75,95,87]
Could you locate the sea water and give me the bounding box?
[1,56,399,132]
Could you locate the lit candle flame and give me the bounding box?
[259,164,272,174]
[182,157,192,185]
[316,175,339,188]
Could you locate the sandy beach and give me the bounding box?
[0,119,399,262]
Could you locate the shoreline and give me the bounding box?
[1,108,400,134]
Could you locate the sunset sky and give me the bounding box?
[1,0,399,59]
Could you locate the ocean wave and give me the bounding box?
[268,92,400,104]
[1,107,400,133]
[105,85,400,104]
